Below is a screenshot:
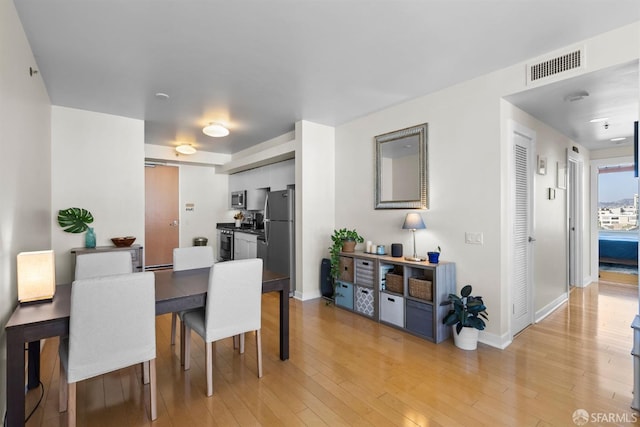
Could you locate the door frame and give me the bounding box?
[507,120,536,339]
[589,155,634,285]
[567,149,584,288]
[144,162,180,268]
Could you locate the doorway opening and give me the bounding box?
[597,164,638,286]
[145,163,179,269]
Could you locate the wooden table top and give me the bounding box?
[6,268,289,329]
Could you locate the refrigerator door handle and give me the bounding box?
[263,193,270,245]
[263,192,269,218]
[265,221,270,245]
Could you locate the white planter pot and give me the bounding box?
[452,326,479,350]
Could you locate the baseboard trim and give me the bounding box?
[535,292,568,323]
[478,331,512,349]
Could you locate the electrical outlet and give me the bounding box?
[465,232,483,245]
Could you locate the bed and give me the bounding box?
[599,231,638,265]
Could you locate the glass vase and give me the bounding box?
[85,227,96,248]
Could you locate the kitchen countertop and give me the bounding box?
[217,223,265,238]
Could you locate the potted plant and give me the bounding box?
[427,246,441,264]
[440,284,488,350]
[57,207,96,248]
[328,228,364,283]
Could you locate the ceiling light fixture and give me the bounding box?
[203,122,229,138]
[589,117,609,123]
[563,90,589,102]
[175,144,196,155]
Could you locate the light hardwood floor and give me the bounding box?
[26,282,639,426]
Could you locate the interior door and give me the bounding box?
[145,164,179,268]
[511,123,535,336]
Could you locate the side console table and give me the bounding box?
[70,244,144,279]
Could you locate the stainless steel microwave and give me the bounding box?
[230,190,246,209]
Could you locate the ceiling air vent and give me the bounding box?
[526,47,585,85]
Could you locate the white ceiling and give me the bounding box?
[14,0,640,154]
[506,60,639,151]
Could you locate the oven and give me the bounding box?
[217,228,234,261]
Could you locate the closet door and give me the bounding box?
[512,124,535,336]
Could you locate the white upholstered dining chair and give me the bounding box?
[74,251,132,280]
[58,272,157,426]
[171,246,215,347]
[181,258,263,396]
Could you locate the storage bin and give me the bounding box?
[385,273,403,294]
[408,277,433,301]
[380,293,404,327]
[355,285,375,317]
[405,299,434,339]
[338,256,354,282]
[334,280,354,310]
[355,259,375,286]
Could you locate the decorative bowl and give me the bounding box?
[111,236,136,247]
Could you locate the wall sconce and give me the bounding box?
[402,213,426,261]
[175,144,196,155]
[202,122,229,137]
[17,250,56,304]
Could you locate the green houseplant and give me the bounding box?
[441,284,488,350]
[57,207,95,248]
[57,207,94,233]
[328,228,364,283]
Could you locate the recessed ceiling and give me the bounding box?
[506,60,639,151]
[13,0,640,154]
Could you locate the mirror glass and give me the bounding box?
[375,123,428,209]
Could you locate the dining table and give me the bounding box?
[4,267,289,427]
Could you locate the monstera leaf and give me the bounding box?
[57,208,94,233]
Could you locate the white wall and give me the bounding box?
[335,22,639,348]
[0,0,52,416]
[51,107,145,283]
[178,164,229,257]
[295,121,335,300]
[336,75,507,342]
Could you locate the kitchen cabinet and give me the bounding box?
[336,252,455,344]
[269,159,295,191]
[234,231,257,260]
[228,159,295,195]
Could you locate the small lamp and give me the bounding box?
[402,213,426,261]
[17,250,56,304]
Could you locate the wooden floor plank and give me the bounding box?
[25,282,639,426]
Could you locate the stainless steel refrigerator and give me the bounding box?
[264,188,295,295]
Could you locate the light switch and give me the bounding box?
[465,232,483,245]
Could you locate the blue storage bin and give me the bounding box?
[405,299,433,339]
[335,280,354,310]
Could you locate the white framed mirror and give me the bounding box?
[375,123,428,209]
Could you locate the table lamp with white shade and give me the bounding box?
[17,250,56,304]
[402,213,426,261]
